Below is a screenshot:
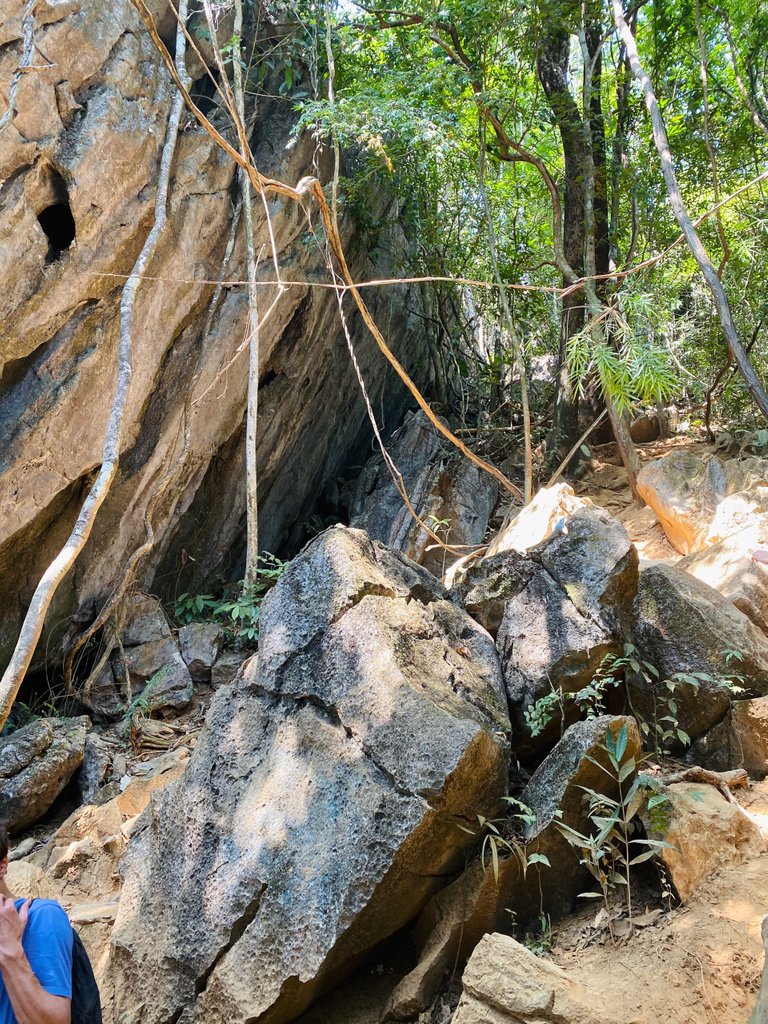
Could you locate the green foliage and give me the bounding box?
[174,553,286,645]
[460,797,549,882]
[525,644,745,757]
[556,724,673,934]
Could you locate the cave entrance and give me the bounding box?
[38,202,76,261]
[34,166,76,263]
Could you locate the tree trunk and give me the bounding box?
[614,0,768,422]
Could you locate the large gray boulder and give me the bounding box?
[631,564,768,740]
[0,716,90,832]
[488,507,637,749]
[109,527,510,1024]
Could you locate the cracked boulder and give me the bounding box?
[0,716,90,832]
[109,526,510,1024]
[490,507,637,750]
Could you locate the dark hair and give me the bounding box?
[0,824,8,862]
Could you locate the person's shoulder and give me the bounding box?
[27,899,72,932]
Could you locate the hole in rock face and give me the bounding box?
[38,201,76,262]
[190,69,221,117]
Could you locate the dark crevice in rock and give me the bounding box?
[193,884,267,998]
[189,69,220,117]
[38,201,76,261]
[28,165,76,262]
[158,1008,184,1024]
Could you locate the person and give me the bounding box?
[0,824,71,1024]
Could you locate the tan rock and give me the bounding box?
[681,537,768,635]
[452,933,612,1024]
[6,862,60,901]
[643,782,766,902]
[636,451,728,554]
[485,483,591,558]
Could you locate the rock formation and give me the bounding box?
[108,527,510,1024]
[0,0,428,673]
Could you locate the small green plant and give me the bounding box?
[556,724,672,939]
[525,644,746,758]
[460,797,549,883]
[174,553,287,645]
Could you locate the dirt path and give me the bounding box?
[551,780,768,1024]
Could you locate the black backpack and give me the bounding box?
[70,928,102,1024]
[28,901,102,1024]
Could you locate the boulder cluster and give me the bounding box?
[2,446,768,1023]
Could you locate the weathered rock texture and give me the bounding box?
[637,450,768,555]
[452,933,612,1024]
[631,564,768,740]
[642,782,765,902]
[0,715,89,832]
[351,411,498,577]
[692,697,768,778]
[384,716,640,1021]
[109,527,510,1024]
[0,0,427,671]
[490,507,638,748]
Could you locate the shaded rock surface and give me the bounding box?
[692,697,768,779]
[109,527,510,1024]
[178,622,223,682]
[0,0,428,673]
[0,716,89,832]
[631,564,768,740]
[351,411,498,577]
[452,933,611,1024]
[520,716,642,921]
[385,716,640,1019]
[489,507,637,748]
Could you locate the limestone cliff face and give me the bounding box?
[0,0,426,668]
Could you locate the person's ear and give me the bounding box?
[0,856,9,879]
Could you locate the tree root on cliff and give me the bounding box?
[0,0,192,729]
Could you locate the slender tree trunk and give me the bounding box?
[478,141,534,502]
[233,0,261,587]
[614,0,768,421]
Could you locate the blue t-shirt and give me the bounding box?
[0,899,73,1024]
